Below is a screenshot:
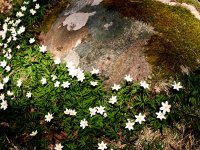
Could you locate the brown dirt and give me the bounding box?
[0,0,12,13]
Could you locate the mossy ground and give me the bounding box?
[40,0,70,33]
[104,0,200,79]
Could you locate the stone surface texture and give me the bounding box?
[42,0,154,86]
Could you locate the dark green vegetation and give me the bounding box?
[0,0,200,149]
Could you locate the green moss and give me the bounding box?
[40,0,70,33]
[104,0,200,77]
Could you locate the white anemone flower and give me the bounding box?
[98,141,107,150]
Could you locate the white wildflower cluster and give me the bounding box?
[156,101,171,120]
[66,62,85,82]
[89,106,107,117]
[125,113,145,130]
[64,108,77,116]
[0,2,42,113]
[53,80,71,88]
[0,93,8,110]
[0,2,40,46]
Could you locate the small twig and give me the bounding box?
[5,135,19,150]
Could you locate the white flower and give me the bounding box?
[17,79,22,87]
[16,12,24,17]
[135,113,145,124]
[35,4,40,9]
[14,19,21,27]
[0,94,5,100]
[5,17,10,22]
[0,60,7,68]
[89,107,97,117]
[29,38,35,44]
[39,45,47,53]
[23,1,29,4]
[54,57,61,65]
[30,130,38,136]
[16,45,20,49]
[77,72,85,82]
[64,109,77,116]
[140,81,149,89]
[7,91,14,96]
[30,9,36,15]
[41,77,47,85]
[33,0,37,2]
[26,92,32,98]
[54,81,60,87]
[98,141,107,150]
[51,74,57,81]
[54,143,64,150]
[80,118,88,129]
[172,81,183,91]
[68,67,78,78]
[0,82,4,90]
[66,61,75,69]
[160,101,171,114]
[90,81,98,86]
[111,84,121,91]
[17,26,25,35]
[1,100,8,110]
[125,119,135,131]
[109,96,117,104]
[5,66,11,72]
[64,108,70,115]
[4,43,8,48]
[3,76,9,84]
[91,68,100,75]
[97,106,105,115]
[7,54,12,60]
[70,109,77,116]
[6,37,11,43]
[76,67,84,75]
[156,111,166,120]
[103,113,107,117]
[21,6,27,11]
[61,81,71,88]
[124,74,133,82]
[8,48,12,53]
[45,112,53,122]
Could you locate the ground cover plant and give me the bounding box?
[0,0,200,149]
